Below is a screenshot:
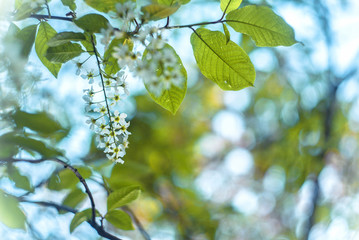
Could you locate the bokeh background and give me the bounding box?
[1,0,359,239]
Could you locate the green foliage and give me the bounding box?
[220,0,242,13]
[157,0,190,5]
[13,2,42,21]
[15,25,38,60]
[7,165,33,192]
[141,3,179,20]
[105,209,134,230]
[35,22,62,78]
[191,28,255,90]
[226,5,298,46]
[74,14,110,33]
[103,38,131,75]
[48,167,92,190]
[1,133,62,158]
[47,32,86,47]
[143,44,187,114]
[11,110,63,135]
[0,191,26,229]
[0,0,303,239]
[222,23,230,44]
[46,43,84,63]
[70,208,100,233]
[107,186,141,211]
[61,0,76,11]
[83,0,134,13]
[60,188,86,214]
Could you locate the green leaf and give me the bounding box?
[15,25,37,60]
[220,0,242,13]
[48,167,92,190]
[191,28,255,90]
[81,32,96,55]
[0,132,19,158]
[3,134,62,158]
[48,32,86,47]
[104,39,123,75]
[61,0,76,11]
[13,3,42,21]
[46,43,84,63]
[157,0,190,5]
[107,186,141,211]
[143,44,187,114]
[7,165,33,192]
[70,208,100,233]
[105,209,134,230]
[60,188,86,214]
[223,23,230,44]
[83,0,134,13]
[74,14,110,33]
[0,190,26,229]
[5,23,20,39]
[226,5,298,46]
[141,3,179,20]
[12,110,62,135]
[35,22,62,78]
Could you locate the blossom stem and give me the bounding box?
[90,34,117,144]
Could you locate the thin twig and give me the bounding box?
[1,157,123,240]
[29,14,73,21]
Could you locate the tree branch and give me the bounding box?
[0,157,123,240]
[29,14,73,22]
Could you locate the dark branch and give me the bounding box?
[29,14,73,22]
[1,157,123,240]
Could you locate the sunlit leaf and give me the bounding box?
[35,22,62,78]
[226,5,298,46]
[48,167,92,191]
[47,32,86,47]
[220,0,242,13]
[60,188,86,214]
[13,3,42,21]
[105,209,134,230]
[141,3,179,20]
[0,191,26,229]
[222,23,230,44]
[61,0,76,11]
[81,32,96,55]
[7,165,33,192]
[157,0,190,5]
[15,25,37,60]
[103,38,129,75]
[190,28,255,90]
[143,44,187,114]
[83,0,134,13]
[46,43,84,63]
[0,133,19,158]
[12,110,62,135]
[70,208,100,233]
[107,186,141,211]
[74,14,110,33]
[3,134,62,158]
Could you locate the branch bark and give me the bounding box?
[0,157,123,240]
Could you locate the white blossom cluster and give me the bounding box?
[103,2,185,97]
[82,70,131,164]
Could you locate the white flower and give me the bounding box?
[94,104,107,115]
[100,24,114,48]
[86,117,97,130]
[106,143,126,159]
[81,70,96,84]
